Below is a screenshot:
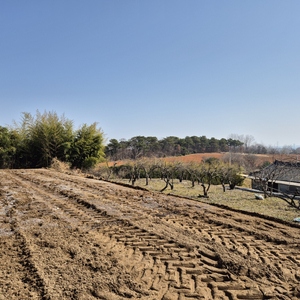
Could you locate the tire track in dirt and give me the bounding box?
[9,169,300,298]
[0,175,51,300]
[0,231,49,300]
[2,169,300,299]
[15,169,300,282]
[14,170,300,239]
[6,170,267,299]
[162,215,300,289]
[10,172,296,298]
[2,172,223,299]
[1,171,152,300]
[23,170,300,241]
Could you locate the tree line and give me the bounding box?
[105,136,244,161]
[105,134,300,161]
[0,111,105,169]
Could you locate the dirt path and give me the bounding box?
[0,169,299,299]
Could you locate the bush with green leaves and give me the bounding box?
[70,123,105,169]
[1,111,105,169]
[0,126,17,168]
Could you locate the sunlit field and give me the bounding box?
[113,177,300,223]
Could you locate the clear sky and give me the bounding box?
[1,1,300,147]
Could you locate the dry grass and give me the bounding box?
[113,177,300,223]
[50,158,82,176]
[98,153,224,167]
[100,153,300,168]
[163,153,224,163]
[50,158,71,172]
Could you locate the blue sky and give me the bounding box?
[1,1,300,147]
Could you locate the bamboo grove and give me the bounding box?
[0,111,105,169]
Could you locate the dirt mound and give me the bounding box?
[0,169,300,299]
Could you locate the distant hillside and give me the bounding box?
[100,153,224,167]
[100,152,300,168]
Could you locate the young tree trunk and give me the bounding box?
[191,178,195,187]
[107,169,112,180]
[262,181,268,198]
[206,182,211,194]
[160,178,170,192]
[221,182,226,192]
[201,184,208,197]
[132,176,136,186]
[145,173,149,185]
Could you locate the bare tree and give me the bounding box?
[186,162,199,188]
[125,161,140,186]
[201,160,219,196]
[217,162,242,192]
[280,145,293,155]
[173,161,187,183]
[275,189,300,210]
[156,160,176,192]
[137,157,158,186]
[251,160,291,198]
[222,152,244,167]
[244,135,255,153]
[187,161,219,197]
[293,147,300,155]
[243,154,259,173]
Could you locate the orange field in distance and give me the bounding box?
[100,152,300,167]
[100,153,225,167]
[163,153,223,163]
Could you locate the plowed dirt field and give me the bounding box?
[0,169,300,300]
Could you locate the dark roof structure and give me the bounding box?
[250,160,300,183]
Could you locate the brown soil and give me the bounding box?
[0,169,300,300]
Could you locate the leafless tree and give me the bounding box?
[156,160,176,192]
[280,145,293,155]
[274,189,300,210]
[243,135,255,153]
[243,154,259,173]
[185,162,199,188]
[137,157,158,185]
[217,162,242,192]
[251,161,291,198]
[125,161,140,186]
[186,161,218,197]
[294,147,300,155]
[222,152,244,167]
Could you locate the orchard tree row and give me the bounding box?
[98,157,244,197]
[0,111,105,169]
